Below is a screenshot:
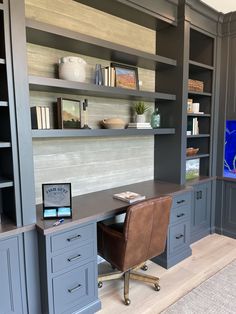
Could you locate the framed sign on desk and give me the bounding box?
[42,183,72,219]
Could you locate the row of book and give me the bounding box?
[95,65,115,87]
[31,106,51,129]
[187,117,199,135]
[127,122,152,129]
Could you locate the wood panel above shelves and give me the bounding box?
[32,128,175,138]
[28,76,176,101]
[189,60,214,72]
[0,101,8,107]
[186,153,210,160]
[25,19,177,71]
[0,58,5,64]
[188,91,212,97]
[0,142,11,148]
[187,134,210,138]
[187,113,211,117]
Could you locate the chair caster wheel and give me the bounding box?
[141,264,148,271]
[124,298,131,306]
[154,283,161,291]
[98,281,103,288]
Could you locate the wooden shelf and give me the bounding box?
[187,134,210,138]
[29,76,176,102]
[187,113,211,117]
[186,153,210,160]
[0,101,8,107]
[0,142,11,148]
[0,178,13,188]
[188,91,212,97]
[32,128,175,138]
[26,19,176,71]
[189,60,214,72]
[0,58,5,64]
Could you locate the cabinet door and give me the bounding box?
[223,182,236,236]
[0,237,25,314]
[191,182,211,241]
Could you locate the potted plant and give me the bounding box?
[134,101,149,123]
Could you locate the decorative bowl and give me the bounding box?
[186,147,199,156]
[101,118,126,129]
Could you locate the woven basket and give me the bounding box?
[188,79,204,92]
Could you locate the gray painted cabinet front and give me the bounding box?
[0,235,26,314]
[222,181,236,238]
[190,182,212,243]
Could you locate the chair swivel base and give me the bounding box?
[98,268,160,305]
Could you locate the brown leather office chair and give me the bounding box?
[97,195,172,305]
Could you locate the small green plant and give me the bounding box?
[134,101,149,114]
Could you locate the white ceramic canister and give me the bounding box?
[58,56,87,82]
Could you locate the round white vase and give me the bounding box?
[59,56,87,82]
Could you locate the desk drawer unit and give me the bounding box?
[51,224,94,252]
[51,242,94,273]
[152,190,192,269]
[53,262,96,314]
[38,221,101,314]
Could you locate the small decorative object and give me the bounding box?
[186,147,199,156]
[186,158,200,180]
[101,118,126,129]
[134,101,149,123]
[58,56,87,82]
[188,79,204,92]
[81,99,91,129]
[187,98,193,113]
[95,64,103,85]
[151,107,161,128]
[57,98,81,129]
[113,191,146,204]
[111,62,138,90]
[42,183,72,219]
[192,102,200,113]
[128,122,151,129]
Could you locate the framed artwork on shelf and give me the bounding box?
[42,183,72,219]
[111,63,139,90]
[57,97,81,129]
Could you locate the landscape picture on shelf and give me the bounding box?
[57,98,81,129]
[224,120,236,178]
[186,158,200,180]
[111,63,138,90]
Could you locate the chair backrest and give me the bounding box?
[122,195,172,270]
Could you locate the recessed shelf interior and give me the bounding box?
[187,115,211,134]
[0,108,11,141]
[189,67,213,94]
[187,137,210,155]
[0,10,5,59]
[190,28,214,66]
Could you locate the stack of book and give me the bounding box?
[187,117,199,135]
[102,66,115,87]
[113,191,146,203]
[128,122,152,129]
[31,106,51,129]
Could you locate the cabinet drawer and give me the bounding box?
[172,192,191,209]
[169,222,190,255]
[53,261,96,314]
[51,224,94,253]
[170,205,189,225]
[52,242,94,273]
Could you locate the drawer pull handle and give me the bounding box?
[67,254,81,262]
[176,234,184,240]
[67,235,81,242]
[68,284,81,293]
[177,200,185,204]
[177,213,185,218]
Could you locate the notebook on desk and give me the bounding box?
[113,191,146,203]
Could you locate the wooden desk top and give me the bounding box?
[36,180,192,235]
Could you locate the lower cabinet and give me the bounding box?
[190,181,212,243]
[38,221,101,314]
[222,181,236,238]
[152,191,192,269]
[0,235,27,314]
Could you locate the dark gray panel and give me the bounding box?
[223,182,236,236]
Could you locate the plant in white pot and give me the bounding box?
[134,101,149,123]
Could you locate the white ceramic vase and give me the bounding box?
[59,56,87,82]
[136,114,145,123]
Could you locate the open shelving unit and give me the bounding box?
[186,27,215,179]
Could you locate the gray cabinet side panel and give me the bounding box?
[23,230,42,314]
[8,0,36,225]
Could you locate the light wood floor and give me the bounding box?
[97,234,236,314]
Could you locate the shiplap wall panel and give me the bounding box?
[25,0,155,203]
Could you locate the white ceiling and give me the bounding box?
[200,0,236,13]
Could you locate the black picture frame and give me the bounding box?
[57,97,81,129]
[42,183,72,219]
[111,63,139,90]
